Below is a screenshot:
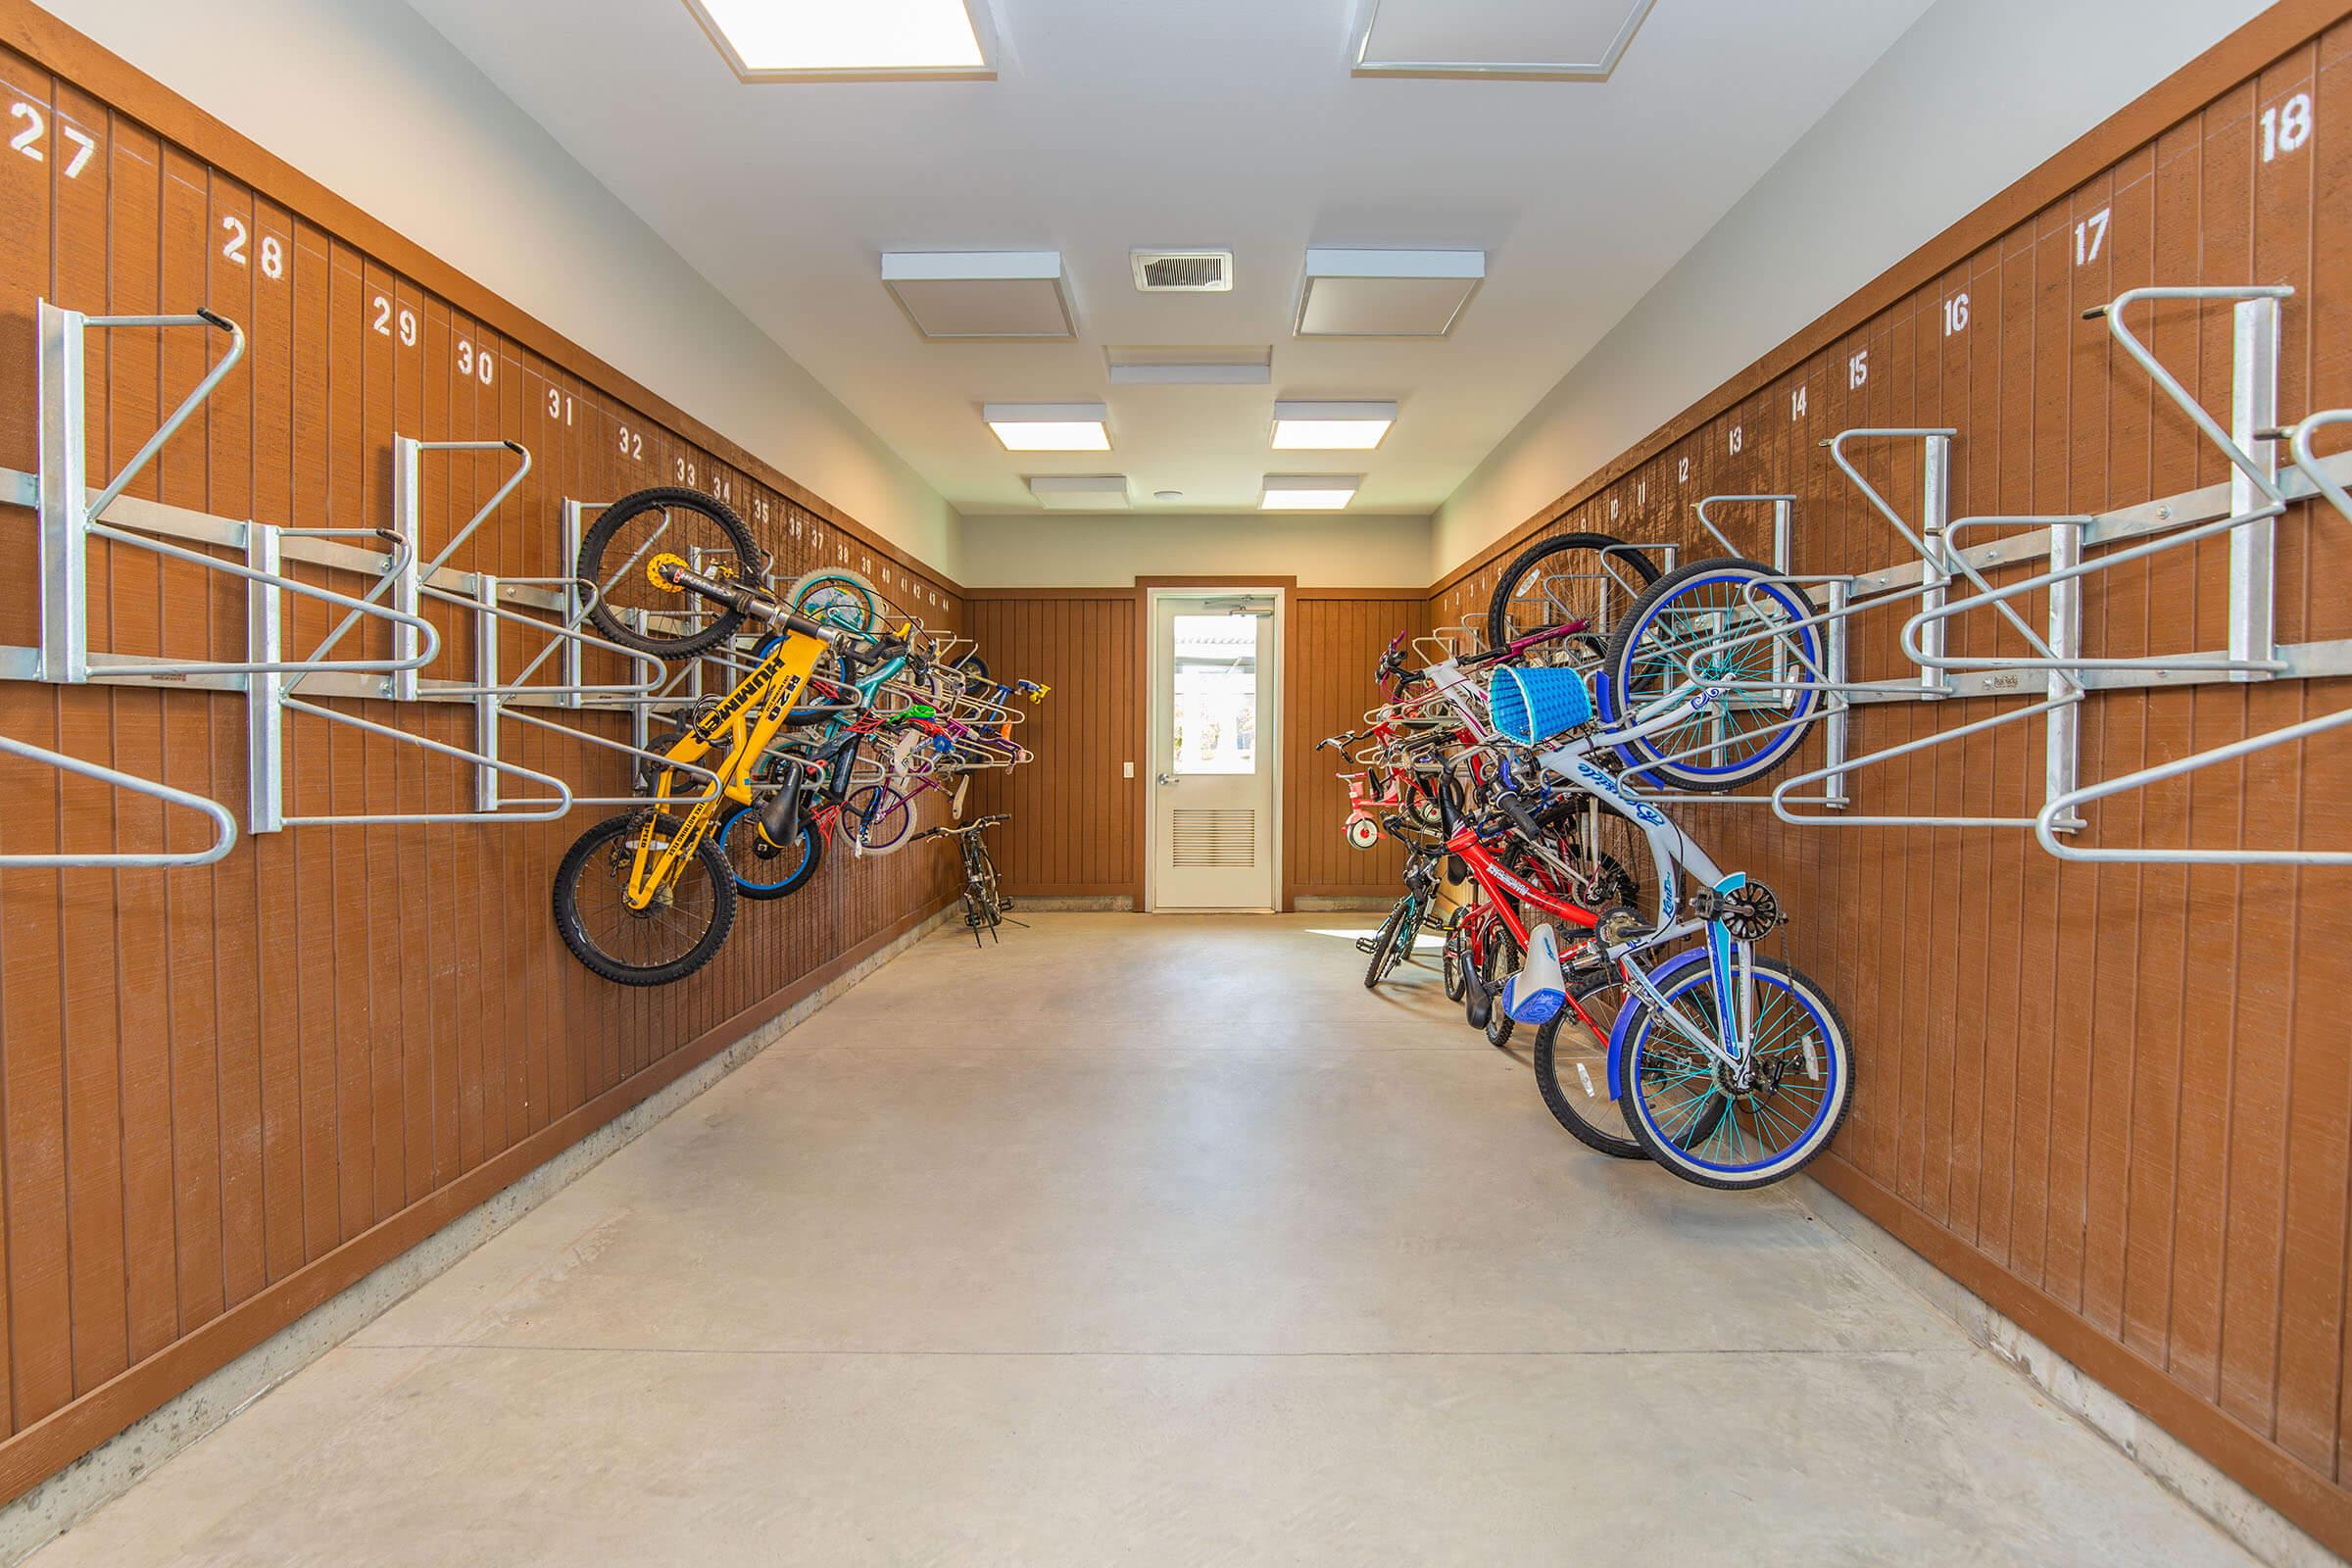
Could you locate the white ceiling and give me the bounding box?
[403,0,1933,517]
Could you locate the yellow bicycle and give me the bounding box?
[551,488,901,985]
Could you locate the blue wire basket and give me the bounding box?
[1487,665,1594,746]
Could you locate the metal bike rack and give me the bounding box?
[0,306,1021,861]
[1631,493,1856,810]
[1644,284,2350,861]
[2031,406,2352,864]
[0,301,596,844]
[0,731,238,868]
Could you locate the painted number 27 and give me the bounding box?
[9,103,95,176]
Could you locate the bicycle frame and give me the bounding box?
[625,629,828,907]
[1440,677,1768,1088]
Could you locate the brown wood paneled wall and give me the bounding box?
[963,588,1432,907]
[1286,590,1428,902]
[0,7,962,1501]
[961,591,1141,900]
[1427,6,2352,1550]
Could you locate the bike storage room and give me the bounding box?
[0,0,2342,1562]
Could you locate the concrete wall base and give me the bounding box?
[1791,1174,2337,1568]
[0,905,958,1568]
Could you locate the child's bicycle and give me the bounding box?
[551,488,906,986]
[912,812,1015,945]
[1438,660,1852,1190]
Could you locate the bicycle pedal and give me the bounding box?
[1354,936,1379,955]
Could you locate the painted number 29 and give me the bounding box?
[2261,92,2314,163]
[370,295,417,347]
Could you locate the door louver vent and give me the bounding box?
[1132,250,1233,292]
[1172,808,1255,865]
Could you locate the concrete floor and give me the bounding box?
[33,914,2257,1567]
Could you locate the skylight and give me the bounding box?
[688,0,994,80]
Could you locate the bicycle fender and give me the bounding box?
[1604,947,1712,1102]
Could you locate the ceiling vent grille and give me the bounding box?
[1133,251,1233,292]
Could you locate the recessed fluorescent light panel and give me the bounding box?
[1296,249,1485,338]
[1028,475,1131,511]
[1261,475,1361,512]
[1105,345,1273,386]
[686,0,998,81]
[1272,401,1396,451]
[884,252,1075,340]
[986,403,1110,452]
[1350,0,1656,80]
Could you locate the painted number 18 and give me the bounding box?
[2261,92,2314,163]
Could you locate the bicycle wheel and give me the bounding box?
[1549,795,1658,925]
[843,783,914,855]
[788,567,881,637]
[1487,531,1661,656]
[1598,558,1823,792]
[577,488,763,660]
[553,811,737,986]
[972,844,1004,922]
[1479,923,1521,1048]
[717,804,825,901]
[1533,983,1642,1159]
[1619,956,1852,1190]
[1362,896,1410,990]
[1441,911,1469,1003]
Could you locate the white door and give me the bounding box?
[1151,592,1278,909]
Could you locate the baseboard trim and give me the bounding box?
[1790,1174,2337,1568]
[1010,896,1137,911]
[0,901,958,1568]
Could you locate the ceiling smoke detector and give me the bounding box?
[1132,250,1234,293]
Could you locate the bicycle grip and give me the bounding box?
[1495,791,1544,841]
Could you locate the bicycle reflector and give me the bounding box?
[1487,666,1593,745]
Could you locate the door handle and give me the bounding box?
[1154,772,1179,786]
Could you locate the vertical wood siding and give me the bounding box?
[0,24,959,1499]
[961,593,1141,899]
[1285,591,1429,901]
[962,590,1431,906]
[1428,18,2352,1551]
